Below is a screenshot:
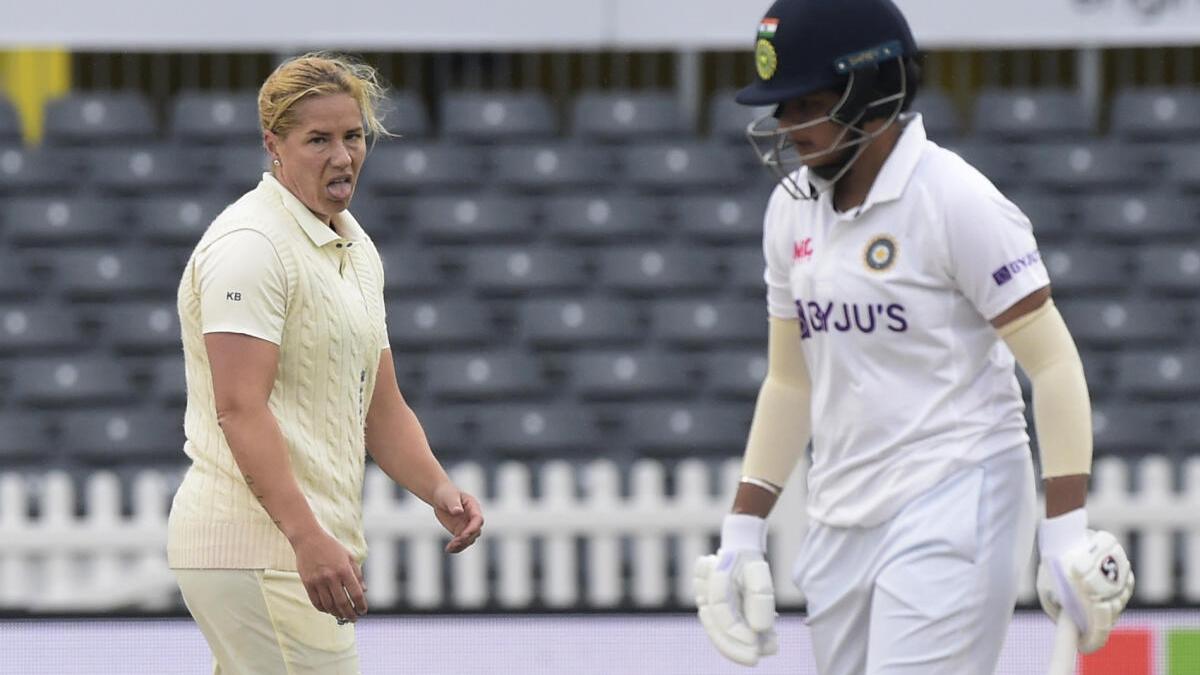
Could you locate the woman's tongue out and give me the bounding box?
[327,176,353,201]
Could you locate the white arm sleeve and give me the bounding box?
[196,229,288,344]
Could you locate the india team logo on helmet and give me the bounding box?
[864,235,898,271]
[756,18,780,80]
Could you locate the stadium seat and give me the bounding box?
[50,249,176,298]
[518,297,643,347]
[1058,298,1184,348]
[170,90,261,144]
[1041,245,1129,296]
[11,357,137,406]
[0,254,35,297]
[152,357,186,407]
[475,404,599,455]
[376,245,444,295]
[87,145,205,193]
[1078,193,1196,240]
[568,351,694,399]
[597,246,721,295]
[542,194,664,242]
[363,142,484,192]
[385,297,493,348]
[424,351,546,400]
[1172,406,1200,452]
[675,191,770,244]
[382,91,431,139]
[1023,142,1145,191]
[650,299,767,346]
[620,142,745,191]
[0,97,20,142]
[941,140,1025,188]
[704,350,768,400]
[59,409,184,461]
[1116,349,1200,399]
[1090,404,1166,457]
[707,89,773,144]
[409,194,537,242]
[407,406,472,457]
[441,91,557,142]
[43,92,157,146]
[135,194,228,244]
[4,196,124,245]
[911,90,962,140]
[0,411,51,462]
[1136,244,1200,294]
[0,146,78,192]
[209,146,271,193]
[1006,190,1071,242]
[1110,87,1200,141]
[623,403,750,455]
[104,302,181,352]
[1163,143,1200,190]
[572,91,689,142]
[0,306,84,353]
[725,246,768,295]
[463,247,589,295]
[491,143,616,190]
[972,88,1091,140]
[1078,350,1113,394]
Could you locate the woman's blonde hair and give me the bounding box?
[258,51,390,140]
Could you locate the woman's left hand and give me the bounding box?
[431,481,484,553]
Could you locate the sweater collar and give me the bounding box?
[261,172,366,247]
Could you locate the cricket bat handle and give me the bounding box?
[1048,616,1079,675]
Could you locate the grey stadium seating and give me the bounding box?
[1136,244,1200,294]
[0,97,21,143]
[1023,142,1147,192]
[491,143,616,191]
[0,254,36,297]
[1091,404,1167,457]
[135,194,228,245]
[423,351,546,400]
[382,91,431,139]
[568,351,694,400]
[1110,87,1200,141]
[911,90,963,140]
[704,351,768,400]
[1040,245,1130,296]
[0,305,85,353]
[1058,298,1185,348]
[441,91,557,142]
[623,403,750,455]
[385,297,494,348]
[409,194,537,242]
[376,246,445,295]
[463,247,589,296]
[0,412,50,463]
[5,196,125,245]
[59,409,184,462]
[50,249,176,298]
[675,192,770,244]
[572,91,689,142]
[620,142,745,191]
[103,302,181,352]
[407,406,472,458]
[598,246,722,295]
[87,146,206,193]
[972,88,1091,140]
[542,194,665,243]
[170,91,261,145]
[11,357,137,406]
[707,90,774,144]
[0,146,78,192]
[1078,193,1197,241]
[651,299,767,346]
[42,92,157,146]
[1116,350,1200,399]
[364,142,486,192]
[518,297,643,347]
[475,404,599,455]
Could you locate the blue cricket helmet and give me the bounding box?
[736,0,918,107]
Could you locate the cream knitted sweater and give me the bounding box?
[168,174,388,570]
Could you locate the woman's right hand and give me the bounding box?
[290,529,367,623]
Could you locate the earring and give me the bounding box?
[272,158,281,166]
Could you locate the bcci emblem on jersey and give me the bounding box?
[864,235,898,271]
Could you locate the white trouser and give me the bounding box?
[174,568,360,675]
[793,447,1037,675]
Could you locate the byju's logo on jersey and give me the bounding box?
[795,298,908,339]
[864,235,898,272]
[793,238,814,262]
[992,250,1042,286]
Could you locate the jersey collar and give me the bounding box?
[857,112,927,213]
[261,172,367,248]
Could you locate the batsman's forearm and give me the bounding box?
[217,407,323,544]
[732,482,779,518]
[366,399,451,506]
[1044,474,1089,518]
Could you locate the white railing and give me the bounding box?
[1,455,1198,612]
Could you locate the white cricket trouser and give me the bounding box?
[174,568,360,675]
[793,446,1037,675]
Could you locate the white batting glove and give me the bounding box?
[694,514,778,666]
[1036,508,1135,654]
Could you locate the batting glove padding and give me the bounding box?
[1036,509,1135,654]
[694,514,778,666]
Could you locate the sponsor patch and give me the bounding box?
[992,250,1042,286]
[793,238,813,262]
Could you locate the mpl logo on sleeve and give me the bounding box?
[793,238,814,262]
[992,249,1042,286]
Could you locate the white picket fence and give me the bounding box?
[1,454,1199,612]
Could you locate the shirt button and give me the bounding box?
[336,243,343,248]
[347,243,353,247]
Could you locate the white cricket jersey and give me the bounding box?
[761,114,1050,527]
